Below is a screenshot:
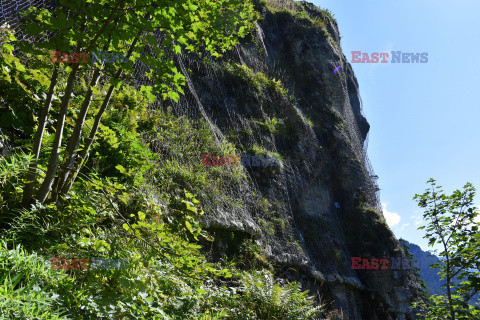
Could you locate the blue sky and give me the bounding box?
[309,0,480,252]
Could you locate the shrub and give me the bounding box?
[223,63,288,96]
[0,152,34,215]
[232,270,322,319]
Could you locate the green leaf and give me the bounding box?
[167,91,179,102]
[77,237,92,247]
[93,240,110,252]
[49,243,70,251]
[115,164,127,174]
[112,78,123,89]
[184,201,197,213]
[14,60,26,72]
[185,220,193,234]
[177,36,188,46]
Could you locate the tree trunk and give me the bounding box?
[35,2,124,203]
[53,67,101,195]
[54,24,118,196]
[58,36,140,198]
[22,65,59,206]
[59,81,116,197]
[35,63,80,203]
[446,260,456,320]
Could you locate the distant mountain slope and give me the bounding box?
[402,240,444,296]
[403,240,480,308]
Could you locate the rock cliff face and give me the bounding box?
[165,1,423,319]
[0,0,423,318]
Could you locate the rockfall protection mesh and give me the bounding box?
[0,0,385,277]
[0,0,57,36]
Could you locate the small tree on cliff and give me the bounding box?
[11,0,257,206]
[413,179,480,320]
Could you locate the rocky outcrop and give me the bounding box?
[162,1,424,318]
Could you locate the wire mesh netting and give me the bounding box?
[0,0,385,278]
[0,0,57,35]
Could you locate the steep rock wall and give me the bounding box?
[163,2,422,319]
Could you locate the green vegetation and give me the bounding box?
[247,144,282,163]
[253,116,282,133]
[231,270,322,319]
[265,0,337,47]
[197,269,321,319]
[14,0,258,206]
[272,217,286,234]
[258,218,275,236]
[223,62,288,96]
[0,241,72,319]
[339,201,396,261]
[257,216,285,237]
[305,116,315,128]
[0,0,322,318]
[238,238,271,270]
[412,179,480,319]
